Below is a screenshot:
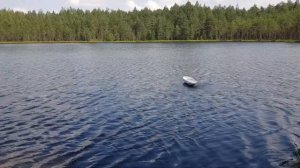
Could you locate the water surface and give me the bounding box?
[0,43,300,168]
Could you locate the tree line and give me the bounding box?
[0,0,300,41]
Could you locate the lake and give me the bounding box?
[0,43,299,168]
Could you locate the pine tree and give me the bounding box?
[0,1,299,41]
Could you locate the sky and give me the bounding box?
[0,0,291,12]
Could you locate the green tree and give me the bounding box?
[0,1,299,41]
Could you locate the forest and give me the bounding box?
[0,0,300,41]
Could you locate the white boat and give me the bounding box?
[183,76,197,86]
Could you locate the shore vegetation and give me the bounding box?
[0,1,300,42]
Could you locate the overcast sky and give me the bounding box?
[0,0,291,12]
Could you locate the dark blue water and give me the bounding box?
[0,43,300,168]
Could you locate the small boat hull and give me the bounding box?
[183,76,197,86]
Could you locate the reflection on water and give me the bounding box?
[0,43,299,167]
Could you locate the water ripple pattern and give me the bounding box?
[0,43,300,168]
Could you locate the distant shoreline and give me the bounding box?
[0,40,299,44]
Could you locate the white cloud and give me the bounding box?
[69,0,80,6]
[67,0,103,8]
[12,8,28,13]
[164,0,187,7]
[127,0,142,10]
[145,0,161,10]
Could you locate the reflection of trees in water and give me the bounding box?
[279,144,300,167]
[295,147,300,167]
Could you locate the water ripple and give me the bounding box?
[0,43,299,167]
